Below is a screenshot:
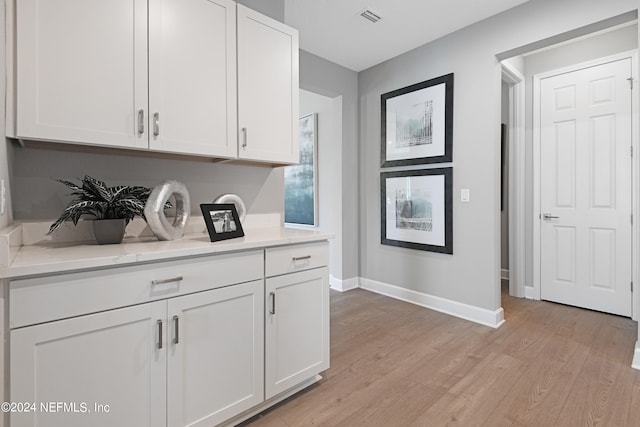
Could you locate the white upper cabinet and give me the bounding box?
[237,4,299,164]
[13,0,237,158]
[148,0,237,157]
[9,1,299,163]
[14,0,149,149]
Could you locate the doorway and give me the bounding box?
[499,22,638,318]
[536,55,634,316]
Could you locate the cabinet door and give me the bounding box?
[237,4,299,164]
[148,0,237,158]
[265,267,329,399]
[15,0,148,149]
[10,302,166,427]
[167,280,264,427]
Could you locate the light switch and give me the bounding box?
[460,188,470,203]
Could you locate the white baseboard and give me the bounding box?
[501,269,509,280]
[525,286,535,300]
[359,278,505,329]
[329,275,359,292]
[633,341,640,370]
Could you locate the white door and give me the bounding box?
[166,281,263,427]
[148,0,237,158]
[265,267,330,399]
[10,302,166,427]
[15,0,149,149]
[540,57,633,316]
[237,4,299,164]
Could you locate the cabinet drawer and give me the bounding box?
[10,250,263,329]
[265,241,329,277]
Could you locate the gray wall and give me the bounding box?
[299,50,359,280]
[358,0,638,311]
[236,0,284,22]
[299,90,343,280]
[10,144,283,220]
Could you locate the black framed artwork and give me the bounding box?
[381,73,454,167]
[381,168,453,254]
[200,203,245,242]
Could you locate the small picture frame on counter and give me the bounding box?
[200,203,245,242]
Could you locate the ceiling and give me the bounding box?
[284,0,531,72]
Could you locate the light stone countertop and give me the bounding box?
[0,216,333,279]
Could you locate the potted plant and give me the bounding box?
[48,175,154,244]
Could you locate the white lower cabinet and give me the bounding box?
[11,301,167,427]
[10,280,264,427]
[265,243,330,400]
[8,241,330,427]
[167,281,263,427]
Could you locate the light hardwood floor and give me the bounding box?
[243,284,640,426]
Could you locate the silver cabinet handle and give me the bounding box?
[173,315,179,344]
[293,255,311,262]
[153,112,160,137]
[242,127,248,148]
[137,109,145,135]
[269,292,276,315]
[152,276,183,285]
[542,213,559,220]
[157,320,163,349]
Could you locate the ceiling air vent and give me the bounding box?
[360,8,382,23]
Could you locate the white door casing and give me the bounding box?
[538,57,633,316]
[501,62,526,299]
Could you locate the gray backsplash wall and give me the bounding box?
[10,142,283,221]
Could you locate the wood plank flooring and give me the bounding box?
[242,283,640,426]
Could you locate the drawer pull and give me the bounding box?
[173,315,179,344]
[153,112,160,137]
[292,255,311,262]
[137,109,145,135]
[157,320,163,349]
[242,127,248,148]
[152,276,183,285]
[269,292,276,315]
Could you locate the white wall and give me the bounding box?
[298,90,343,280]
[358,0,638,314]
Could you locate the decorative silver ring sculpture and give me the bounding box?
[213,194,246,223]
[145,180,191,241]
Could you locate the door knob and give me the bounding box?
[542,213,559,220]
